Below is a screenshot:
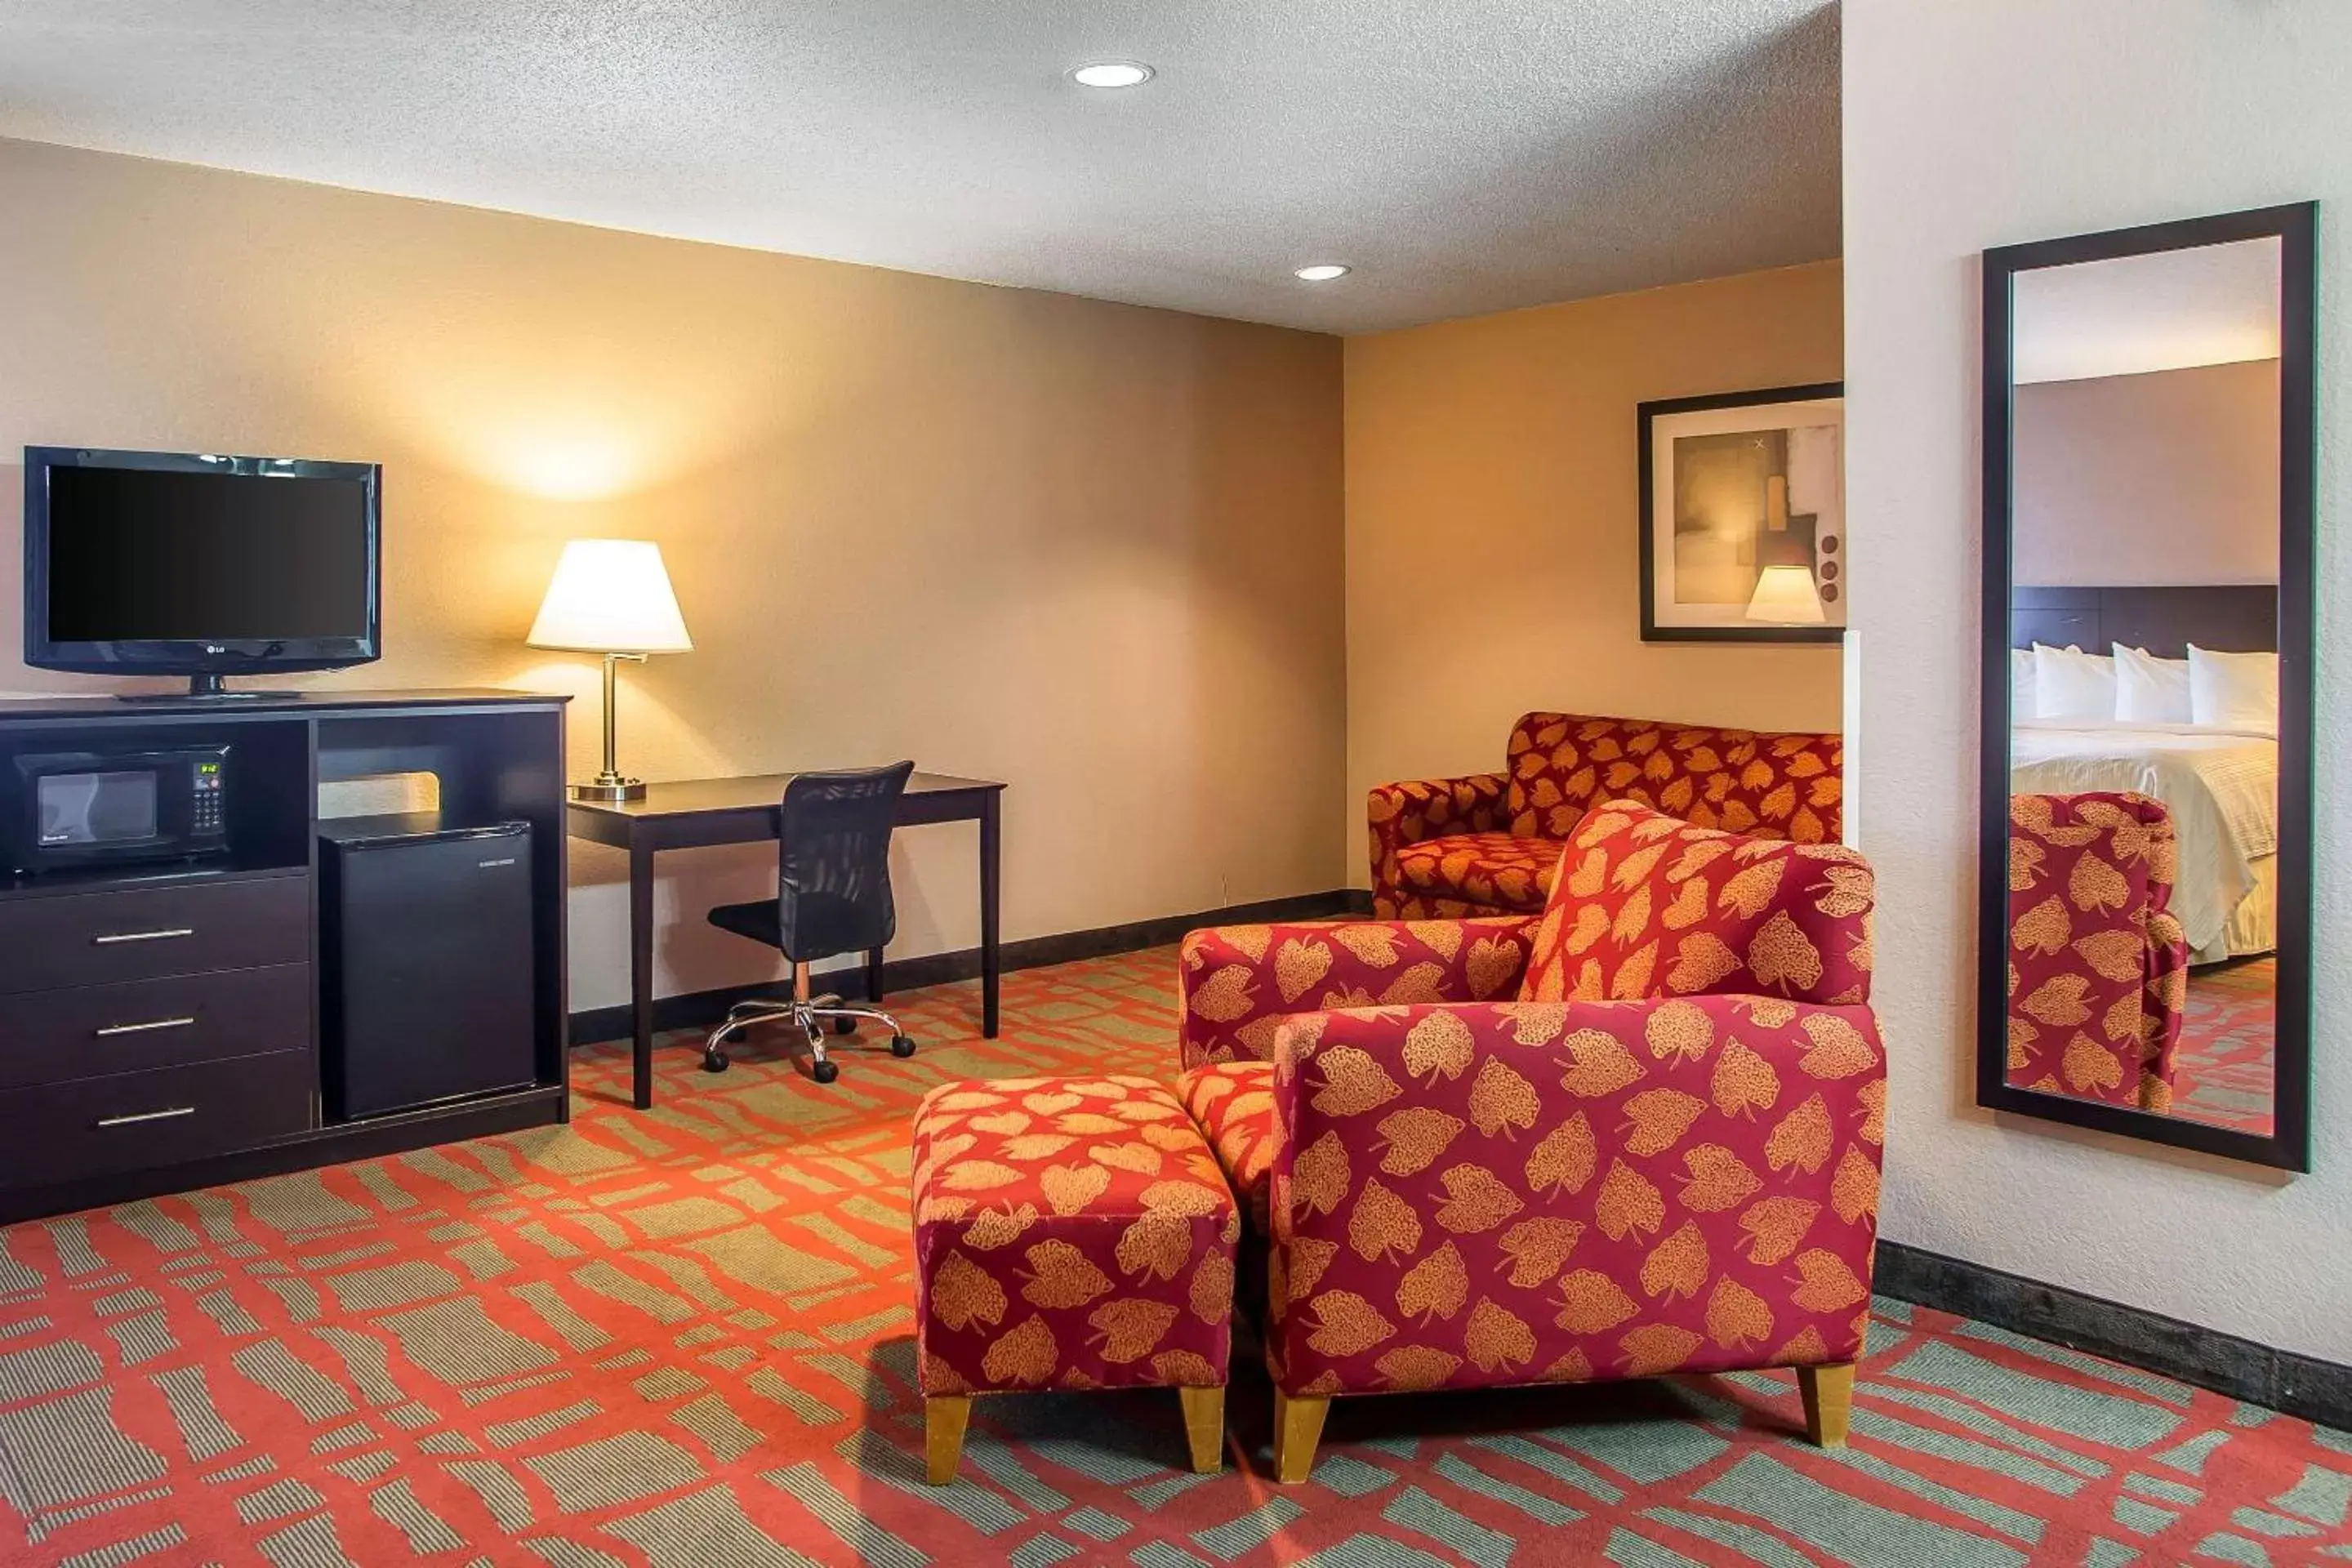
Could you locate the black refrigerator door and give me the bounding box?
[324,826,535,1120]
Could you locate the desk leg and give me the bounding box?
[980,793,1001,1038]
[630,839,656,1110]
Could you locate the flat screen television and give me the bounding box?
[24,446,381,697]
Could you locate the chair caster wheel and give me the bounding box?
[889,1035,916,1058]
[834,1016,858,1036]
[702,1051,729,1073]
[812,1058,840,1085]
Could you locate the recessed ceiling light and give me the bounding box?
[1071,61,1153,88]
[1294,264,1351,283]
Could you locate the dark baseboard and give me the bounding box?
[1877,1241,2352,1431]
[569,887,1371,1046]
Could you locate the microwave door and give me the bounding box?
[39,770,164,849]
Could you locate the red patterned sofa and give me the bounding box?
[1182,800,1882,1481]
[1370,712,1844,920]
[2007,792,2188,1112]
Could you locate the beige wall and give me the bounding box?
[2016,359,2281,586]
[1342,262,1844,884]
[1848,0,2350,1361]
[0,138,1348,1013]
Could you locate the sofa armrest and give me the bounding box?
[1178,918,1536,1068]
[1262,996,1884,1400]
[1369,771,1510,917]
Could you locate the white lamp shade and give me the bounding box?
[1745,564,1827,624]
[528,540,693,653]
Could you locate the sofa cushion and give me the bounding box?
[1517,800,1875,1005]
[911,1076,1238,1396]
[1392,831,1561,912]
[1504,713,1843,844]
[1178,1060,1276,1233]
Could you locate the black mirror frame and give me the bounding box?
[1977,202,2316,1172]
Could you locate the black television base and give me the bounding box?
[119,675,299,702]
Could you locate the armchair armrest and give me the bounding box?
[1263,996,1884,1399]
[2008,791,2187,1111]
[1370,771,1510,918]
[1178,918,1536,1068]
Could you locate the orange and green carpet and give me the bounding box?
[1,947,2345,1565]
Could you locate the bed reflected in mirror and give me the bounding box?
[1980,206,2313,1169]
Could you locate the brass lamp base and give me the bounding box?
[569,777,647,803]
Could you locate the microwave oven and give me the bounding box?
[2,745,231,874]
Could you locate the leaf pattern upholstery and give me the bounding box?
[1370,713,1844,919]
[1517,800,1876,1008]
[1261,997,1883,1399]
[1370,770,1511,920]
[1393,832,1563,914]
[1178,1060,1277,1233]
[911,1076,1238,1396]
[2006,791,2187,1111]
[1178,919,1539,1069]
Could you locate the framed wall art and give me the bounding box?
[1638,382,1846,643]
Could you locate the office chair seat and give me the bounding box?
[706,898,782,948]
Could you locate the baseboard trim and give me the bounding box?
[1876,1241,2352,1430]
[568,887,1373,1046]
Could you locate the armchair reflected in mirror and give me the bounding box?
[1979,204,2314,1169]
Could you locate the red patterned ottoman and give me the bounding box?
[910,1074,1240,1483]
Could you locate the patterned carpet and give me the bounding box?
[2172,959,2278,1137]
[2,947,2346,1567]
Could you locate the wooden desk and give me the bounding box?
[568,771,1005,1109]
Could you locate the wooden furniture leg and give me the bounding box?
[1178,1386,1225,1473]
[1798,1362,1855,1447]
[1272,1389,1329,1484]
[925,1395,971,1484]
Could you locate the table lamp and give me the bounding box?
[1744,563,1827,625]
[528,540,693,801]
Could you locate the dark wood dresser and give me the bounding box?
[0,688,569,1223]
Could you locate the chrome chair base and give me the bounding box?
[701,993,915,1085]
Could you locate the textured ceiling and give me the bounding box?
[2012,238,2282,383]
[0,1,1842,335]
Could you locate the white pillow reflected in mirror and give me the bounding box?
[2187,644,2278,735]
[2113,644,2193,724]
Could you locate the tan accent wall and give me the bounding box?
[2014,359,2282,587]
[1342,261,1845,883]
[0,138,1347,1012]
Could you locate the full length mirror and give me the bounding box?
[1979,205,2314,1169]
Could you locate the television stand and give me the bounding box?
[0,687,572,1225]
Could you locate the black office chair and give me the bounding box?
[701,761,917,1084]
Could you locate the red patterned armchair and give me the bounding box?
[2007,792,2188,1112]
[1370,712,1845,919]
[1181,800,1882,1481]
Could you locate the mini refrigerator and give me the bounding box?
[320,814,536,1120]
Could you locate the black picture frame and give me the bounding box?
[1977,202,2316,1171]
[1637,382,1846,644]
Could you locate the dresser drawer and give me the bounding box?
[0,1054,314,1188]
[0,875,309,995]
[0,964,311,1091]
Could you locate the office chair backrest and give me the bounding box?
[775,761,916,964]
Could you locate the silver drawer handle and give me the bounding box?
[92,929,196,946]
[96,1107,196,1128]
[95,1017,197,1037]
